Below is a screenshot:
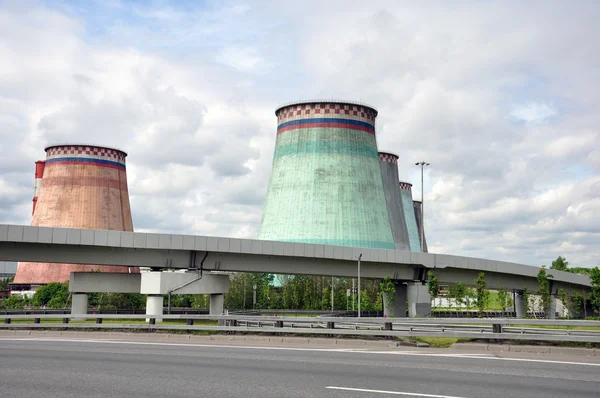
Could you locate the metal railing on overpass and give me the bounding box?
[1,314,599,343]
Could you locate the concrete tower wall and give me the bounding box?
[399,182,421,252]
[258,101,395,249]
[378,152,410,250]
[14,145,137,285]
[413,200,428,252]
[32,160,45,216]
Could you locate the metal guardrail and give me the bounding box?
[1,314,599,343]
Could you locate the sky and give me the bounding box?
[0,0,598,268]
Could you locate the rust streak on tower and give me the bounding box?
[14,144,138,287]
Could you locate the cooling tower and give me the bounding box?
[378,152,410,250]
[14,144,137,286]
[258,101,395,249]
[399,182,421,252]
[413,200,428,252]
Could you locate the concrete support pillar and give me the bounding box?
[584,300,594,319]
[210,293,224,316]
[146,294,164,322]
[71,293,88,320]
[407,282,431,318]
[514,291,526,318]
[383,283,407,318]
[546,296,557,319]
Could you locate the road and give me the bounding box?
[0,336,598,397]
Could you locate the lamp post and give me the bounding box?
[253,284,257,309]
[357,253,362,318]
[415,161,430,252]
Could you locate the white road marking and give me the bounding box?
[2,337,600,367]
[326,386,467,397]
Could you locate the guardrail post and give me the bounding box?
[275,320,283,328]
[96,318,102,324]
[492,323,502,334]
[384,322,392,331]
[34,318,40,324]
[62,318,69,324]
[4,318,11,324]
[327,321,335,329]
[186,319,194,326]
[149,318,156,325]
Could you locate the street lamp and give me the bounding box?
[415,161,430,252]
[252,284,257,309]
[357,253,362,318]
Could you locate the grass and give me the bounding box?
[409,337,473,348]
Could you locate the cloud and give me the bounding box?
[511,102,558,123]
[1,0,599,269]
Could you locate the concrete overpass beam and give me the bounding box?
[210,294,224,316]
[407,282,431,318]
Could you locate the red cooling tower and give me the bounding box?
[14,144,138,287]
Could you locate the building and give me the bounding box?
[12,144,138,294]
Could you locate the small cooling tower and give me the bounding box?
[378,152,410,250]
[413,200,428,252]
[399,182,421,252]
[258,101,395,249]
[14,144,138,287]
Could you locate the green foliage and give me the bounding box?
[536,266,554,318]
[0,277,13,290]
[567,267,592,276]
[427,270,439,299]
[590,266,600,315]
[95,293,146,310]
[522,288,531,318]
[474,272,490,316]
[550,256,569,271]
[448,282,467,310]
[0,294,29,309]
[32,282,70,307]
[496,287,508,315]
[559,289,584,318]
[379,276,396,312]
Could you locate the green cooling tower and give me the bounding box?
[258,101,395,249]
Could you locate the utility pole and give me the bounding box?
[415,161,430,252]
[358,253,362,318]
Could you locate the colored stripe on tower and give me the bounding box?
[45,157,126,171]
[277,118,375,135]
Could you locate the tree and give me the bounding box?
[0,294,30,309]
[380,276,396,314]
[550,256,569,271]
[32,282,70,307]
[536,266,554,318]
[427,270,440,308]
[496,287,508,316]
[448,282,467,311]
[522,288,531,318]
[474,272,490,317]
[590,266,600,316]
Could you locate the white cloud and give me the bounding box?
[511,102,558,123]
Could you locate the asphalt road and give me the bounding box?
[0,337,598,397]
